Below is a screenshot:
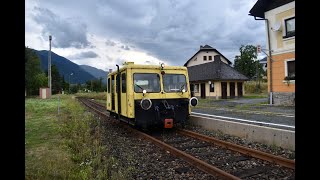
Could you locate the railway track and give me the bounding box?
[148,130,294,179]
[77,97,295,179]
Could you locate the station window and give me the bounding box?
[203,56,207,61]
[209,56,212,60]
[194,84,199,92]
[210,83,214,92]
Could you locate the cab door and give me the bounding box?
[120,72,127,117]
[111,75,115,111]
[106,77,111,111]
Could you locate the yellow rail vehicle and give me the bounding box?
[106,62,198,129]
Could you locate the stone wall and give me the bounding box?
[272,92,295,106]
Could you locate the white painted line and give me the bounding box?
[191,112,295,129]
[223,109,295,117]
[190,115,295,133]
[196,107,295,117]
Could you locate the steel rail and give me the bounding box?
[122,125,241,180]
[77,97,240,179]
[177,129,295,169]
[78,97,294,178]
[77,98,108,117]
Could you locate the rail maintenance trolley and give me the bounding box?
[106,62,198,129]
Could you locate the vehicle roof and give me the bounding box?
[108,62,187,76]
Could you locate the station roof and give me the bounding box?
[187,55,248,81]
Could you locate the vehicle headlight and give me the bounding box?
[140,98,152,110]
[189,97,198,107]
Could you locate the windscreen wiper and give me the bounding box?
[135,84,144,91]
[180,83,186,91]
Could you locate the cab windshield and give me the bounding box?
[134,73,160,93]
[163,74,187,92]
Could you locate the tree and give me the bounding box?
[70,84,79,94]
[51,64,63,94]
[25,47,47,95]
[234,45,264,80]
[61,75,69,93]
[34,73,48,90]
[85,79,105,92]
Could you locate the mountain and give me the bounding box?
[80,65,108,84]
[34,49,97,84]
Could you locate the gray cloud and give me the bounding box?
[120,45,130,50]
[105,40,116,46]
[28,0,265,66]
[105,55,113,61]
[67,51,99,59]
[32,7,91,49]
[94,0,264,65]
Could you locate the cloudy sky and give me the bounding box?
[25,0,266,71]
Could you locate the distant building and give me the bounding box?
[249,0,295,105]
[184,45,248,99]
[39,88,50,99]
[258,57,268,80]
[259,57,267,72]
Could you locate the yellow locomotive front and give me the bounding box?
[106,62,198,129]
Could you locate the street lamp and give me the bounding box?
[69,73,73,94]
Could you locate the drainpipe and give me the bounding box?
[255,16,273,105]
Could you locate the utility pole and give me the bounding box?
[48,35,52,96]
[255,47,259,93]
[69,73,73,94]
[256,59,259,93]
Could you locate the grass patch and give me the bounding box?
[95,99,106,104]
[75,92,106,100]
[243,93,268,99]
[25,94,130,179]
[234,104,252,110]
[244,81,267,94]
[25,96,75,179]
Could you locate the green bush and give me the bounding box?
[25,95,128,179]
[244,81,267,94]
[76,92,106,100]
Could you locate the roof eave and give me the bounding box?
[249,0,295,19]
[249,13,265,19]
[189,78,248,82]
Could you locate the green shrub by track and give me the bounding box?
[25,95,129,179]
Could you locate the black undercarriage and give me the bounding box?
[134,98,189,129]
